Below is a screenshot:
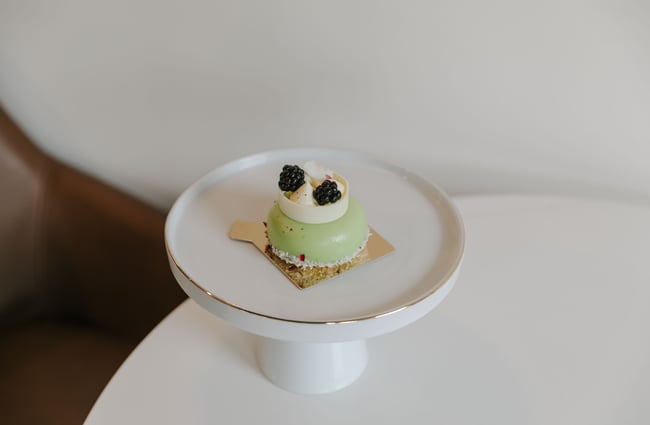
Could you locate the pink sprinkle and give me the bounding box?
[325,174,332,180]
[299,254,305,262]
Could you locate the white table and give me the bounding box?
[84,196,650,424]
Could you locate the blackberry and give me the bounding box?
[278,165,305,192]
[313,180,341,205]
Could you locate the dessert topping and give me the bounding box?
[289,180,314,205]
[303,160,333,184]
[276,160,349,223]
[278,165,305,192]
[313,180,342,205]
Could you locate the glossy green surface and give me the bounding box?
[267,197,368,264]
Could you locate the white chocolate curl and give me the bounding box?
[303,160,333,183]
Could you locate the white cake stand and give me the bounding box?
[165,148,464,394]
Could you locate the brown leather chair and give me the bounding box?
[0,106,187,425]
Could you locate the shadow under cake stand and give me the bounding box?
[165,149,465,394]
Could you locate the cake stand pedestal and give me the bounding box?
[256,339,367,394]
[165,149,464,394]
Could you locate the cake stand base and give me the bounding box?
[256,337,368,394]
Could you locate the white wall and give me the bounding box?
[1,0,649,209]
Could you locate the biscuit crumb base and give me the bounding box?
[266,245,369,288]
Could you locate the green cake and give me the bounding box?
[266,161,370,288]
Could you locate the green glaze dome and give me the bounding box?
[267,197,369,266]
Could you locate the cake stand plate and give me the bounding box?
[165,148,464,394]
